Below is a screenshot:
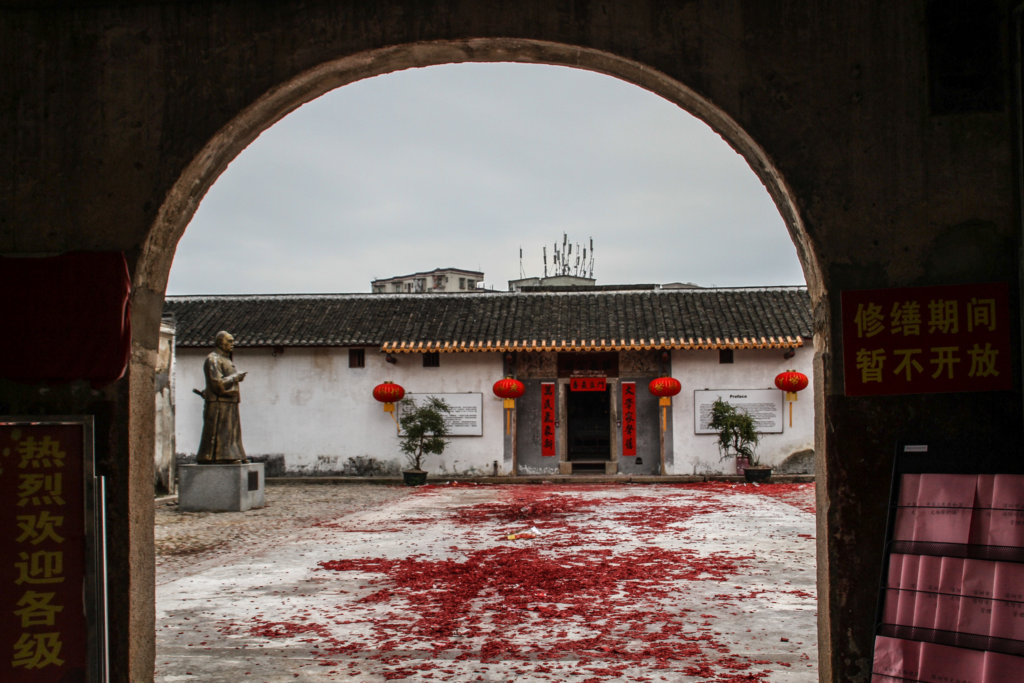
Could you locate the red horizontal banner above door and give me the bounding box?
[570,377,606,392]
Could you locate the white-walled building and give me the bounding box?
[371,267,484,294]
[166,286,814,477]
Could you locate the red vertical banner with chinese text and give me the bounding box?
[621,382,637,456]
[0,422,89,682]
[540,383,556,457]
[841,283,1012,396]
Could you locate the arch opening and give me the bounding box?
[137,37,828,679]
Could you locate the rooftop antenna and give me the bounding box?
[534,235,598,281]
[519,247,525,279]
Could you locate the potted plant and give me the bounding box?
[709,398,770,483]
[397,396,451,486]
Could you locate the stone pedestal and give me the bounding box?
[178,463,265,512]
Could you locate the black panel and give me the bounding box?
[928,0,1005,114]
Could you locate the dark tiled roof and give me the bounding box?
[164,287,812,352]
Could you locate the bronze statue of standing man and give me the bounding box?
[196,330,248,464]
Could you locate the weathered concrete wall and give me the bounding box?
[514,378,561,475]
[670,345,815,475]
[617,377,665,475]
[2,2,1021,681]
[512,352,671,474]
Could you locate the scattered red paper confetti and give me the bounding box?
[208,483,813,681]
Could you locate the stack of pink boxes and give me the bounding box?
[872,473,1024,682]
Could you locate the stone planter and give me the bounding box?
[403,470,428,487]
[743,466,772,483]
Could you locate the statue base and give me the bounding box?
[178,462,265,512]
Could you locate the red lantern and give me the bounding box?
[648,377,681,433]
[648,377,681,398]
[373,380,405,405]
[374,382,405,403]
[774,370,808,427]
[492,377,525,401]
[493,377,525,434]
[373,380,404,429]
[774,371,809,395]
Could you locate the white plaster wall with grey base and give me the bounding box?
[178,463,265,512]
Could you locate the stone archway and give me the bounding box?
[134,38,827,678]
[7,5,1021,681]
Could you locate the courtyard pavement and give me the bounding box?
[155,481,818,682]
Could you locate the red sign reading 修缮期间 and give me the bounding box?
[841,282,1012,396]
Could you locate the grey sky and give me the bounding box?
[167,63,805,295]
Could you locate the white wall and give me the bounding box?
[175,347,507,475]
[175,343,815,477]
[669,346,815,475]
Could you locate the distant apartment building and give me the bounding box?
[371,267,484,293]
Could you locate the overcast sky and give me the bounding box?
[166,63,805,295]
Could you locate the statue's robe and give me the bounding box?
[197,348,246,463]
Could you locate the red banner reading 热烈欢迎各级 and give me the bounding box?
[1,421,89,682]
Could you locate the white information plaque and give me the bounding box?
[403,393,483,436]
[694,389,783,434]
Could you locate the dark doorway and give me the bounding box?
[566,386,611,468]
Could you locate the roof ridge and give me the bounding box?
[164,284,808,302]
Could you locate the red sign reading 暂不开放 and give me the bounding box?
[841,283,1012,396]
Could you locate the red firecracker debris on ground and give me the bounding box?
[157,482,817,682]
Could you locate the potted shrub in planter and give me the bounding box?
[397,396,451,486]
[709,398,770,482]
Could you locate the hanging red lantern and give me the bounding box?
[648,377,681,433]
[373,380,405,405]
[373,381,405,428]
[493,377,525,434]
[648,377,682,398]
[492,377,525,401]
[775,370,809,395]
[774,370,809,427]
